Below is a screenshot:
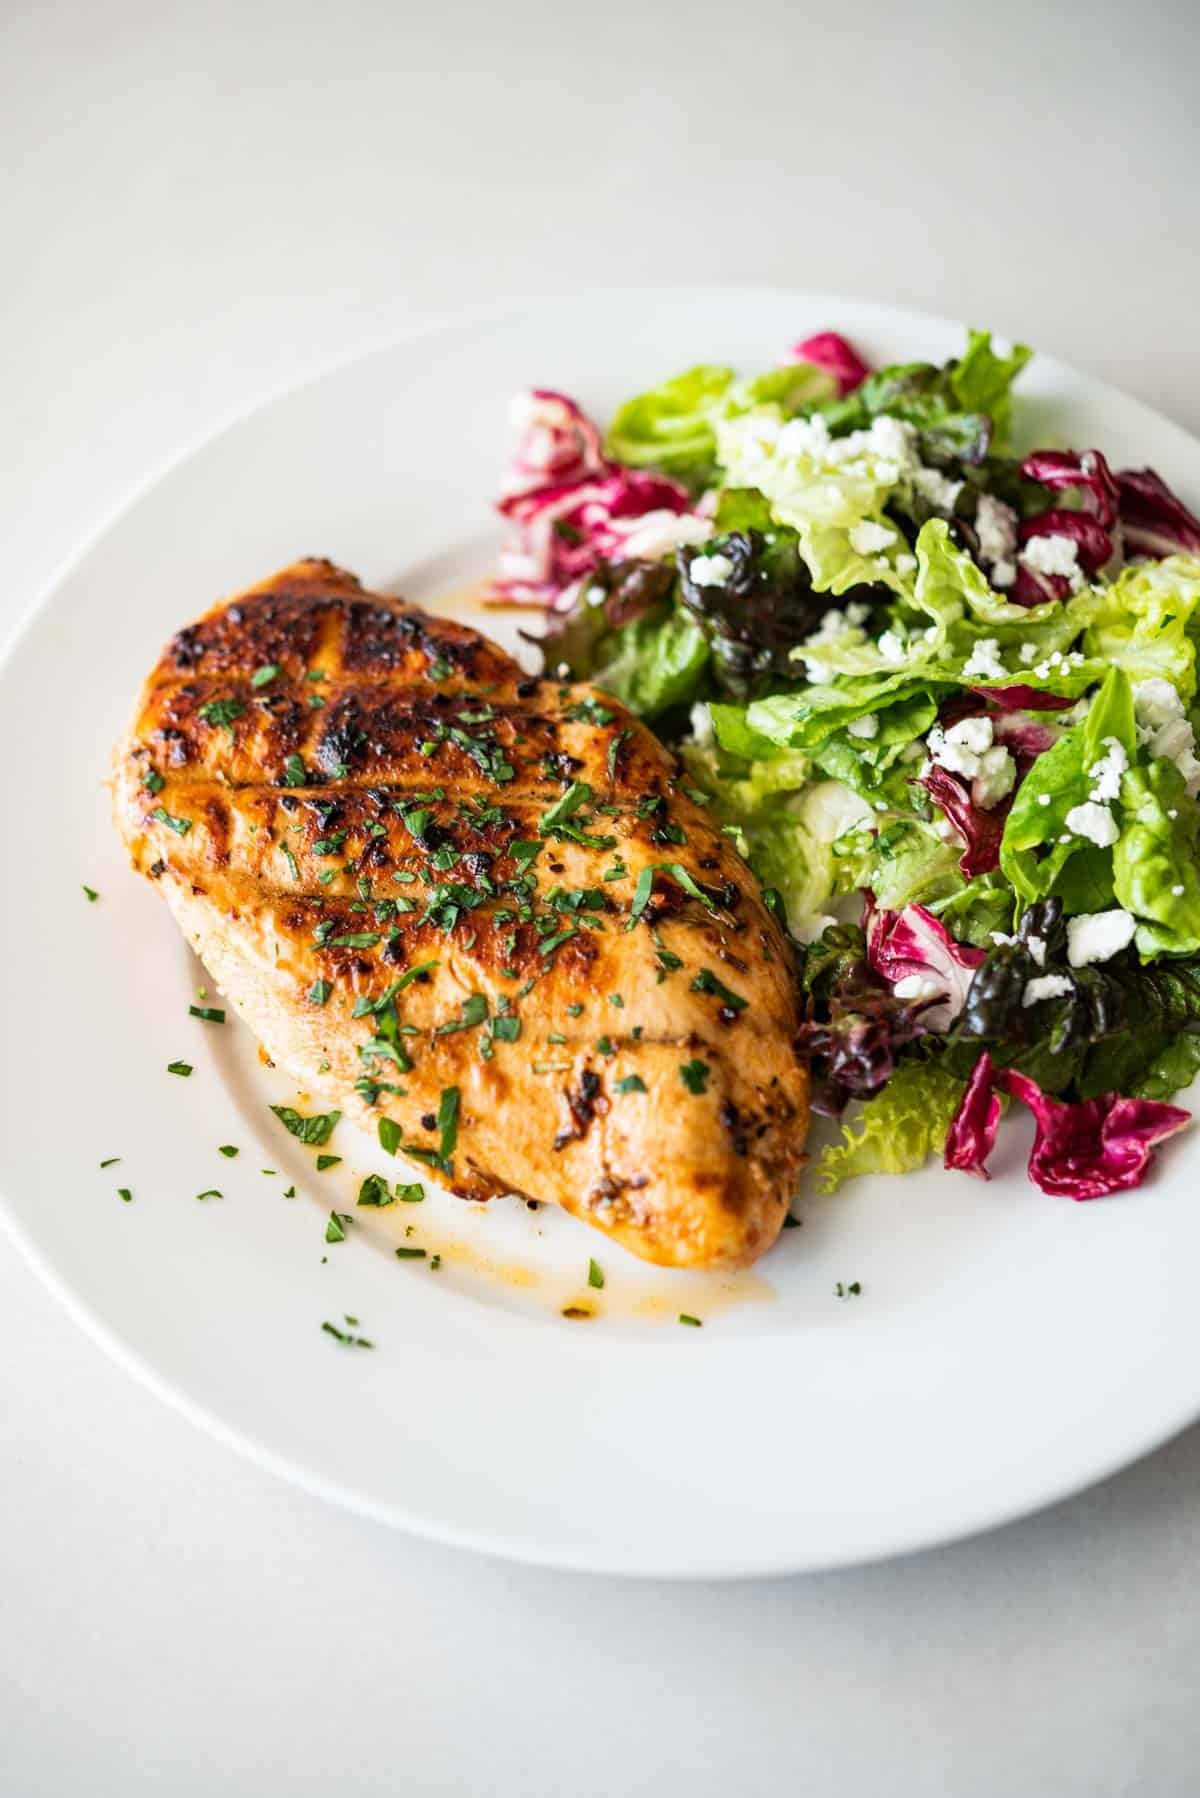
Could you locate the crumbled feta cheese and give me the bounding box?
[877,629,907,664]
[846,713,880,740]
[1037,793,1052,807]
[1148,716,1200,795]
[975,494,1019,567]
[1066,908,1137,968]
[1019,532,1084,591]
[1018,642,1039,665]
[895,553,917,574]
[961,637,1005,681]
[874,799,888,812]
[1063,801,1120,848]
[1133,677,1184,733]
[926,716,994,779]
[688,551,735,588]
[990,931,1017,947]
[990,559,1017,590]
[1022,974,1075,1008]
[913,465,963,512]
[1169,808,1180,820]
[893,973,945,1003]
[1026,935,1047,967]
[848,520,897,556]
[946,716,995,755]
[844,601,873,627]
[1173,884,1185,897]
[972,744,1017,810]
[1087,737,1129,804]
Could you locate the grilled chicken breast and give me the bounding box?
[113,560,809,1269]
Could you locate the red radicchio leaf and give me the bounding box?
[943,1052,1191,1198]
[1012,449,1120,606]
[919,765,1010,878]
[944,1052,1002,1178]
[969,684,1075,714]
[1021,449,1119,527]
[1116,467,1200,558]
[865,901,985,1025]
[789,331,870,396]
[493,391,703,606]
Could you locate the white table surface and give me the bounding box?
[5,3,1200,1793]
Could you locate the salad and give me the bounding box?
[488,329,1200,1201]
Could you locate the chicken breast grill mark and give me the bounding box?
[113,559,809,1269]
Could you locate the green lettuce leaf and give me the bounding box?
[606,360,835,490]
[1114,759,1200,955]
[1000,665,1136,904]
[833,815,963,910]
[605,364,734,485]
[1129,1034,1200,1102]
[592,608,709,718]
[810,329,1031,456]
[815,1060,967,1193]
[1081,554,1200,703]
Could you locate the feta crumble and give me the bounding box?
[975,494,1019,567]
[961,637,1005,681]
[913,465,963,512]
[687,551,735,588]
[1063,801,1120,848]
[877,629,907,664]
[1019,532,1084,591]
[972,744,1017,810]
[1066,908,1137,967]
[846,713,880,740]
[1086,737,1129,804]
[1023,974,1075,1007]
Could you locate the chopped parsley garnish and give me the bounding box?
[250,663,280,687]
[321,1318,373,1347]
[606,729,631,782]
[489,1015,521,1044]
[835,1281,863,1298]
[357,1173,395,1208]
[281,753,307,788]
[270,1105,340,1146]
[82,884,99,903]
[615,1074,647,1094]
[538,928,578,961]
[218,1145,238,1158]
[325,1211,350,1244]
[566,1002,583,1017]
[538,782,591,834]
[142,769,165,795]
[679,1059,710,1094]
[118,1188,132,1203]
[689,969,747,1012]
[510,839,542,871]
[678,1313,702,1328]
[307,979,332,1006]
[628,863,724,928]
[195,1189,222,1202]
[328,931,381,949]
[151,806,192,836]
[316,1154,341,1172]
[396,1182,424,1204]
[166,1060,192,1077]
[587,1258,605,1290]
[395,1246,427,1259]
[565,697,616,726]
[188,1004,226,1024]
[197,696,245,737]
[99,1157,121,1169]
[280,844,300,882]
[435,993,489,1035]
[378,1117,402,1156]
[608,993,624,1008]
[596,1035,614,1056]
[406,1086,459,1174]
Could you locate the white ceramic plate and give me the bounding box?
[4,287,1200,1578]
